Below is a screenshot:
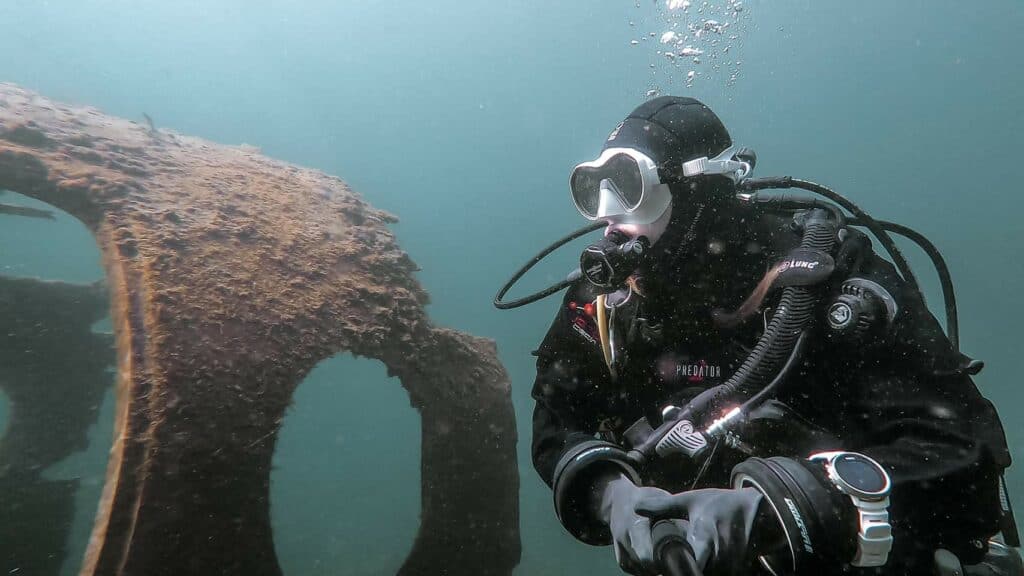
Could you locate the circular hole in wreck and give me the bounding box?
[0,190,116,576]
[271,354,420,575]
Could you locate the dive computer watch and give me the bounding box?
[809,451,893,567]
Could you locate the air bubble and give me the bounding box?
[634,0,751,92]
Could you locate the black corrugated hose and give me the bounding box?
[687,209,837,424]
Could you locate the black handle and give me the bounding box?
[652,520,703,576]
[662,546,703,576]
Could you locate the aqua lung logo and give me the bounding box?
[778,259,820,273]
[784,497,814,553]
[828,302,853,329]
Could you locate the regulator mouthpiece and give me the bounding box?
[580,231,650,290]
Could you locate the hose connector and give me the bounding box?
[705,406,743,439]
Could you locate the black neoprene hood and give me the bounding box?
[603,96,733,183]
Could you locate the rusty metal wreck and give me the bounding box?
[0,83,520,576]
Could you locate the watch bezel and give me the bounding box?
[812,451,891,501]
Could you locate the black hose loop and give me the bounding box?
[692,213,837,422]
[494,221,605,309]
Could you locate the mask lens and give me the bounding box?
[571,153,646,218]
[603,153,645,209]
[570,167,603,218]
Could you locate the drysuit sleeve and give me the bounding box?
[530,284,615,487]
[833,249,1012,565]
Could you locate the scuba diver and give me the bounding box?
[495,97,1022,575]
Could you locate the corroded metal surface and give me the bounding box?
[0,84,520,576]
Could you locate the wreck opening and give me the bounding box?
[0,86,521,576]
[271,354,421,576]
[0,190,115,576]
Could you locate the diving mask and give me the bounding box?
[570,145,754,227]
[570,148,672,226]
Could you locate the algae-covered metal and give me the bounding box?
[0,84,520,576]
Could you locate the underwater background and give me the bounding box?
[0,1,1021,574]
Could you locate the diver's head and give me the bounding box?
[572,97,753,289]
[570,96,744,243]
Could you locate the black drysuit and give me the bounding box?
[530,204,1012,573]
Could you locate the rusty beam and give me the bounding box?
[0,83,520,576]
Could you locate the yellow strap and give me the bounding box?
[596,294,616,380]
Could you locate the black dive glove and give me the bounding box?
[597,475,673,575]
[636,487,783,576]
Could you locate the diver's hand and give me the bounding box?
[636,487,776,576]
[598,475,673,575]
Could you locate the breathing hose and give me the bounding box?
[682,209,837,423]
[738,330,810,416]
[741,177,920,292]
[494,221,605,309]
[867,219,959,351]
[743,180,963,353]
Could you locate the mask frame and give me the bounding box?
[569,147,673,226]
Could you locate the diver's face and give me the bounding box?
[606,198,673,246]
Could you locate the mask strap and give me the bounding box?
[682,146,753,184]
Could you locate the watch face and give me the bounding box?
[834,453,888,495]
